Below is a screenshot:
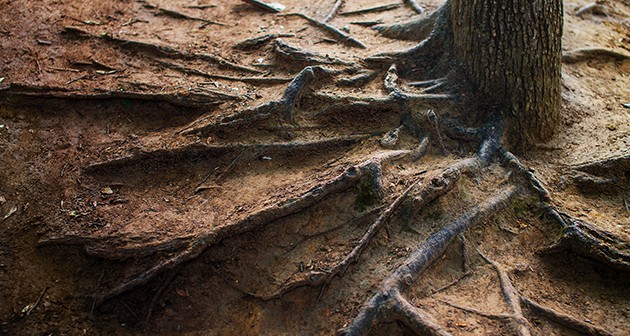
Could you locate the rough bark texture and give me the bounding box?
[450,0,563,149]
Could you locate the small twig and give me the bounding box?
[323,0,344,23]
[122,18,148,26]
[349,20,383,27]
[427,110,448,154]
[187,5,217,9]
[47,67,81,72]
[340,3,401,16]
[26,287,48,316]
[65,74,89,85]
[438,299,513,320]
[432,272,471,294]
[67,16,103,26]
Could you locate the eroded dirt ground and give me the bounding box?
[0,0,629,335]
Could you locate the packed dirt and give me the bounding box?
[0,0,629,335]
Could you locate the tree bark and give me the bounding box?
[449,0,563,149]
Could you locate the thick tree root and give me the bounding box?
[339,187,517,335]
[562,48,630,63]
[255,168,420,300]
[62,26,263,74]
[570,153,629,193]
[520,297,614,336]
[179,65,340,135]
[499,149,630,271]
[93,151,407,306]
[1,84,239,107]
[83,135,366,177]
[274,39,354,66]
[542,208,630,271]
[373,4,444,41]
[367,0,451,68]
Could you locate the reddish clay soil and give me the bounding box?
[0,0,628,335]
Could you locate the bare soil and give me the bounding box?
[0,0,628,335]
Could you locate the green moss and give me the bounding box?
[355,179,378,212]
[426,208,444,221]
[512,196,537,218]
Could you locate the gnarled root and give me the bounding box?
[180,66,339,135]
[373,3,447,41]
[500,150,630,272]
[93,151,407,306]
[339,186,517,335]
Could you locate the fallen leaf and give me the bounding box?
[101,186,114,195]
[3,206,18,220]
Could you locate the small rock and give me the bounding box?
[100,186,114,195]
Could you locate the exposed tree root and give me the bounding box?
[453,251,614,336]
[152,59,293,84]
[234,33,295,50]
[62,26,263,74]
[339,187,517,335]
[255,167,421,300]
[144,264,183,323]
[93,151,408,306]
[274,39,354,66]
[323,0,344,23]
[404,0,424,14]
[520,296,614,336]
[242,0,283,13]
[571,153,629,193]
[499,149,630,271]
[542,207,630,271]
[438,299,513,321]
[478,250,531,336]
[141,2,225,27]
[562,48,630,63]
[281,13,367,49]
[575,3,609,17]
[1,84,238,107]
[373,5,442,41]
[84,135,366,175]
[179,66,341,135]
[340,3,401,17]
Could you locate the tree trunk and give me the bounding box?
[449,0,563,149]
